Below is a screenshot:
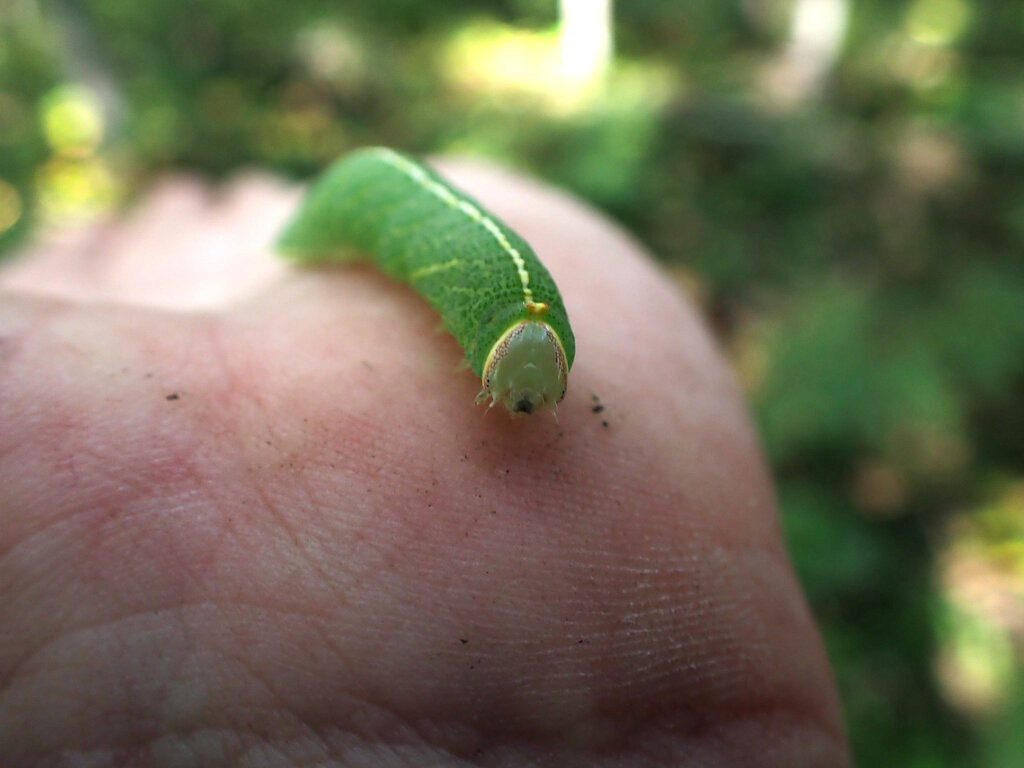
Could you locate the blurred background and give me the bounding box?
[2,0,1023,763]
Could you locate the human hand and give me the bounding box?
[0,161,849,766]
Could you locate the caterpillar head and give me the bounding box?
[477,320,569,415]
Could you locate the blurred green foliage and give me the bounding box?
[2,1,1023,764]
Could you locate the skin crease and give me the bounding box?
[0,161,850,767]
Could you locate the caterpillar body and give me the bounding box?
[277,147,575,415]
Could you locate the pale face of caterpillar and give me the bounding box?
[477,320,568,415]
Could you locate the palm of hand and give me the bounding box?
[0,163,847,766]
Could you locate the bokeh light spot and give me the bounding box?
[0,179,23,236]
[39,84,105,156]
[293,22,367,92]
[906,0,972,46]
[35,157,118,222]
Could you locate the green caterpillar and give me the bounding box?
[277,147,575,415]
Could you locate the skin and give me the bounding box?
[0,161,850,767]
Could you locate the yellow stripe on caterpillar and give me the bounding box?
[372,147,536,308]
[408,258,462,280]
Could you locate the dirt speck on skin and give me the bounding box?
[165,393,180,401]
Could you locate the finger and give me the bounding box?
[252,156,849,762]
[0,173,299,309]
